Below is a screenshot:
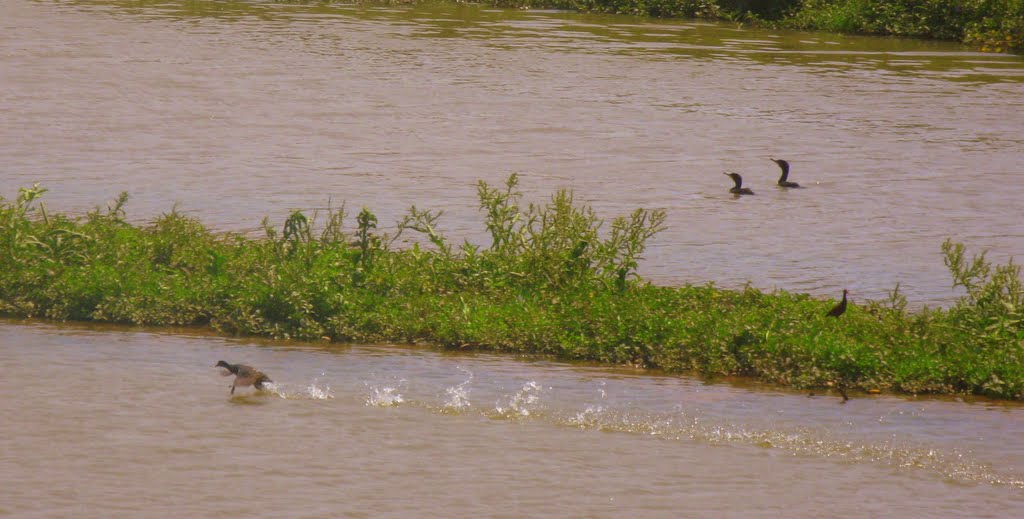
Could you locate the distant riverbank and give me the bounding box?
[489,0,1023,53]
[3,178,1022,400]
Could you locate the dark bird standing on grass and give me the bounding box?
[723,172,754,195]
[827,289,849,318]
[215,361,272,394]
[770,158,801,188]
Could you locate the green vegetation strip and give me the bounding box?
[490,0,1024,53]
[3,178,1023,399]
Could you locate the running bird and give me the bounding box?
[215,360,272,394]
[827,289,849,318]
[770,158,802,188]
[723,172,754,195]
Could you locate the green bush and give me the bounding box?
[784,0,1023,51]
[484,0,1023,52]
[2,179,1022,399]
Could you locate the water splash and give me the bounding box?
[568,404,606,429]
[366,382,405,407]
[259,381,281,396]
[568,383,610,428]
[260,377,334,400]
[442,367,473,412]
[494,381,544,418]
[304,376,333,400]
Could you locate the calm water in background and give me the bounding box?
[2,1,1024,516]
[2,0,1023,306]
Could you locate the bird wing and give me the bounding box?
[237,364,271,381]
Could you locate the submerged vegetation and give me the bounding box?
[491,0,1024,53]
[2,178,1023,399]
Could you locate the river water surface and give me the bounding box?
[2,320,1024,517]
[2,0,1024,516]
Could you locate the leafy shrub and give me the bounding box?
[2,181,1022,399]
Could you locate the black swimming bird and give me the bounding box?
[770,158,801,188]
[215,360,272,394]
[826,289,849,318]
[723,172,754,195]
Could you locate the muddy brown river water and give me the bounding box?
[2,0,1024,516]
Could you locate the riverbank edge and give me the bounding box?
[474,0,1023,53]
[2,180,1023,400]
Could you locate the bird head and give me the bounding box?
[770,158,789,171]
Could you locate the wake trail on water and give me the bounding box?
[255,377,334,400]
[234,368,1024,489]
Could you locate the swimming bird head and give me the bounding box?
[723,172,754,195]
[770,158,790,175]
[770,158,801,187]
[723,171,742,186]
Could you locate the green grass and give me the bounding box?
[487,0,1024,52]
[784,0,1024,53]
[3,178,1023,399]
[273,1,1023,53]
